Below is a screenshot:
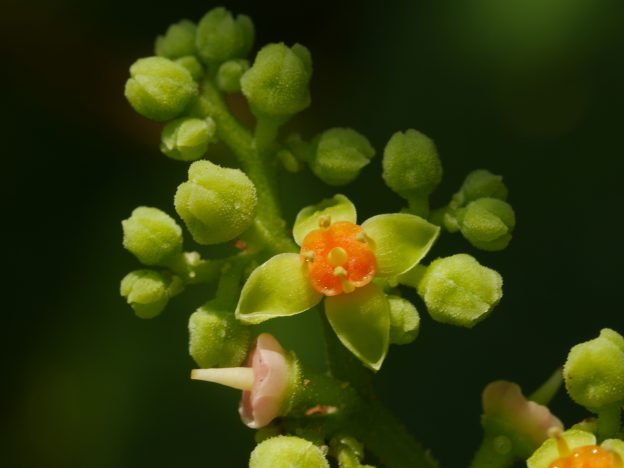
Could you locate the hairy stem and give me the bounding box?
[197,80,295,254]
[469,435,515,468]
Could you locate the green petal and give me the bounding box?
[324,283,390,371]
[236,253,322,324]
[362,213,440,277]
[527,430,596,468]
[292,194,357,245]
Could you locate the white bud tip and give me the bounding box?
[191,367,255,391]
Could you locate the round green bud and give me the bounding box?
[217,59,249,92]
[174,56,204,81]
[154,20,197,60]
[160,117,216,162]
[124,56,197,122]
[564,328,624,410]
[418,254,503,328]
[458,198,515,251]
[382,129,443,199]
[241,43,313,119]
[120,270,183,319]
[249,436,329,468]
[309,128,375,186]
[122,207,183,266]
[387,295,420,345]
[188,301,252,368]
[452,169,508,208]
[196,7,254,66]
[174,160,257,245]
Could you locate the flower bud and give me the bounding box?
[217,59,249,92]
[309,128,375,186]
[452,169,508,208]
[457,198,515,251]
[387,295,420,345]
[160,117,216,162]
[124,57,197,122]
[174,160,257,244]
[249,436,329,468]
[564,328,624,410]
[120,270,183,319]
[188,301,252,368]
[196,7,254,66]
[382,129,443,199]
[418,254,503,328]
[241,43,313,119]
[122,207,183,266]
[482,381,563,458]
[154,20,197,60]
[174,56,204,81]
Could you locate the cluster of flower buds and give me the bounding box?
[439,169,515,251]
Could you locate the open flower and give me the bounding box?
[527,429,624,468]
[235,195,440,370]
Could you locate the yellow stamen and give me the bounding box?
[333,266,347,277]
[318,215,331,228]
[302,251,315,262]
[355,231,367,242]
[340,279,355,293]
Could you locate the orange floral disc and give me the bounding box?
[549,445,618,468]
[300,221,376,296]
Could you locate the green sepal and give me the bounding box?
[309,128,375,186]
[124,56,197,122]
[236,253,322,324]
[188,300,252,368]
[160,117,216,162]
[174,56,204,81]
[122,206,183,266]
[154,20,197,60]
[527,430,596,468]
[217,59,249,92]
[249,436,329,468]
[174,160,257,245]
[387,295,420,345]
[458,198,515,251]
[418,254,503,328]
[324,283,390,371]
[564,328,624,410]
[361,213,439,277]
[196,7,254,66]
[293,194,357,246]
[382,129,442,199]
[451,169,508,208]
[241,43,312,119]
[120,269,183,319]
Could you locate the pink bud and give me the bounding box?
[239,333,292,428]
[483,381,563,445]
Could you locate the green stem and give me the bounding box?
[254,117,280,160]
[469,435,515,468]
[197,80,296,254]
[322,313,374,398]
[596,404,622,441]
[529,368,562,405]
[353,400,438,468]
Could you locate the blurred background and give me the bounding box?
[4,0,624,466]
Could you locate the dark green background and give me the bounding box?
[4,0,624,466]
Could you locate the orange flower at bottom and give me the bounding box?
[550,445,619,468]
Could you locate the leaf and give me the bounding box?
[324,283,390,371]
[236,253,322,324]
[362,213,439,277]
[292,194,356,245]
